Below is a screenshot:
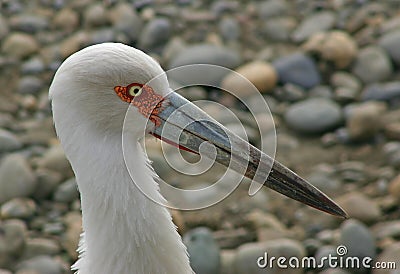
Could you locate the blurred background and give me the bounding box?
[0,0,400,273]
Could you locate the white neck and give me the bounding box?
[62,125,192,274]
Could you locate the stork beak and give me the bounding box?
[150,92,347,218]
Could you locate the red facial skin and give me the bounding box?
[114,83,164,127]
[114,83,198,154]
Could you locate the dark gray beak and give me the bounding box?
[151,92,347,218]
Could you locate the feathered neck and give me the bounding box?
[56,120,192,274]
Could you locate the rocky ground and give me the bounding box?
[0,0,400,273]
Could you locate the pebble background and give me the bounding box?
[0,0,400,273]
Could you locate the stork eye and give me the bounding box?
[128,85,142,97]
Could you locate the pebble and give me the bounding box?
[84,3,108,27]
[9,14,48,33]
[15,256,63,274]
[221,61,277,97]
[388,174,400,200]
[53,8,80,33]
[0,220,27,268]
[345,101,387,141]
[261,17,296,43]
[371,220,400,240]
[21,57,45,74]
[108,3,142,43]
[37,145,73,179]
[258,0,288,19]
[220,250,236,274]
[292,11,336,42]
[284,98,342,134]
[0,198,36,219]
[362,81,400,103]
[61,211,82,260]
[2,33,39,59]
[234,239,305,274]
[0,154,37,204]
[168,44,241,85]
[138,18,172,51]
[336,192,381,223]
[352,46,393,84]
[340,219,376,264]
[302,30,358,68]
[0,15,9,40]
[331,72,361,92]
[219,17,240,41]
[383,142,400,168]
[22,238,60,260]
[273,53,321,89]
[53,178,79,203]
[379,30,400,66]
[0,128,22,152]
[372,243,400,274]
[17,76,43,95]
[275,83,306,102]
[306,165,341,195]
[90,28,119,45]
[183,227,220,274]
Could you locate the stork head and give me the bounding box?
[50,43,347,218]
[50,43,169,137]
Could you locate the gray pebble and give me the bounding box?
[273,53,321,89]
[262,17,296,42]
[379,30,400,66]
[33,168,63,200]
[219,17,240,41]
[352,46,393,84]
[307,165,341,195]
[362,81,400,103]
[340,219,376,268]
[168,44,241,86]
[139,18,172,51]
[258,0,288,19]
[184,227,220,274]
[292,11,336,42]
[284,98,342,134]
[0,154,37,204]
[53,177,79,203]
[0,128,22,152]
[21,57,46,74]
[90,28,119,44]
[16,256,64,274]
[9,14,48,33]
[0,220,27,268]
[17,76,43,95]
[109,3,142,43]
